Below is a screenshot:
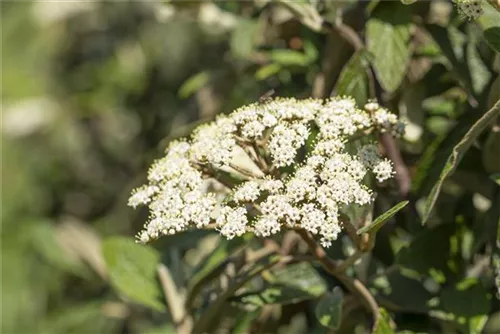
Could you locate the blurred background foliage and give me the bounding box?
[1,1,499,333]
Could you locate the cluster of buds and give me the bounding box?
[128,97,403,247]
[453,0,484,20]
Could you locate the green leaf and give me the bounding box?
[255,63,282,80]
[29,221,87,277]
[396,223,462,280]
[231,19,260,59]
[235,284,323,309]
[370,269,432,313]
[315,287,343,330]
[436,278,490,334]
[401,0,417,4]
[188,237,245,292]
[484,27,500,52]
[178,71,210,99]
[269,49,312,67]
[275,0,324,32]
[466,25,491,95]
[234,262,327,310]
[102,237,165,311]
[423,99,500,223]
[271,262,328,295]
[374,309,395,334]
[491,173,500,185]
[41,301,119,334]
[357,201,408,235]
[367,3,412,93]
[335,51,370,106]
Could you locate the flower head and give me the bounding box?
[128,97,401,247]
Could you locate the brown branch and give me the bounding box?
[379,132,411,198]
[322,14,364,52]
[296,229,380,327]
[191,254,313,333]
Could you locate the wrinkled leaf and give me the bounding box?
[335,50,370,105]
[484,27,500,52]
[466,25,491,95]
[102,237,165,311]
[357,201,408,235]
[436,278,490,334]
[315,287,343,330]
[367,3,412,93]
[396,223,461,280]
[370,269,432,313]
[235,284,323,309]
[271,262,327,296]
[423,99,500,223]
[234,262,328,310]
[275,0,324,32]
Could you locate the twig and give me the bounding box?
[327,16,364,51]
[191,254,311,333]
[379,132,411,198]
[336,250,364,273]
[157,264,193,334]
[296,229,380,327]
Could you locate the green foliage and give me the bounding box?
[335,51,371,106]
[484,27,500,53]
[102,237,165,311]
[423,99,500,223]
[367,2,412,93]
[397,223,462,280]
[435,278,490,333]
[315,287,343,330]
[374,309,396,334]
[234,262,327,309]
[3,1,500,333]
[357,201,408,235]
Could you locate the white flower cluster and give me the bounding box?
[453,0,484,20]
[129,97,402,247]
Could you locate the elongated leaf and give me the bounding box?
[335,51,370,106]
[178,71,209,99]
[484,27,500,52]
[357,201,408,235]
[102,237,165,311]
[466,25,491,95]
[269,49,312,67]
[315,287,343,330]
[367,3,412,93]
[374,309,395,334]
[423,99,500,223]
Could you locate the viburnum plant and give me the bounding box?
[129,97,402,247]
